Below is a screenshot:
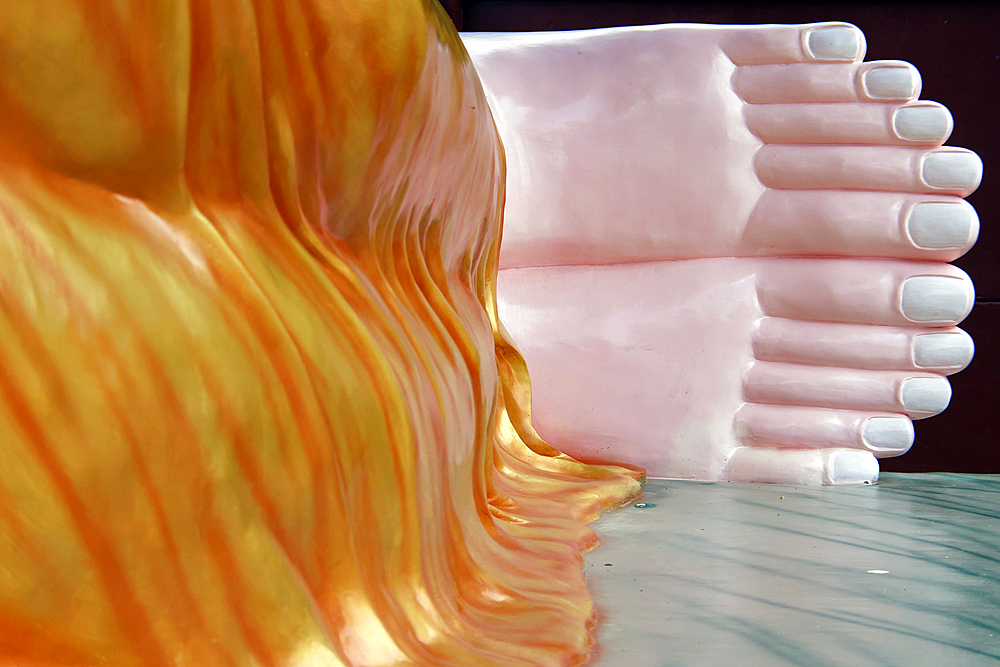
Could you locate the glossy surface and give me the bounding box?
[0,2,639,665]
[585,474,1000,666]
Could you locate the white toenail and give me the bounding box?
[921,151,983,190]
[863,67,916,99]
[913,332,975,368]
[900,377,951,413]
[900,276,970,322]
[806,27,860,61]
[893,105,952,142]
[830,450,879,485]
[907,202,975,249]
[862,417,914,452]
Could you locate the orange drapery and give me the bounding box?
[0,1,641,665]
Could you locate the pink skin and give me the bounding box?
[462,23,981,485]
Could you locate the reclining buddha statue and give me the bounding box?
[0,0,978,664]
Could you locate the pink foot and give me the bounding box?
[464,23,980,484]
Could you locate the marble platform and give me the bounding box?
[584,473,1000,666]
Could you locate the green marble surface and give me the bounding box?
[584,473,1000,666]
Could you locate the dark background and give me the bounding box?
[444,1,999,473]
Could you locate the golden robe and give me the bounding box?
[0,1,642,664]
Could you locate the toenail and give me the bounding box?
[893,105,952,142]
[830,450,879,485]
[900,276,970,322]
[913,332,975,368]
[900,377,951,413]
[862,417,914,452]
[864,67,916,100]
[906,202,976,249]
[921,151,983,190]
[806,27,861,61]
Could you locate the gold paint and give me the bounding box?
[0,1,643,665]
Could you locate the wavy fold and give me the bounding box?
[0,1,643,665]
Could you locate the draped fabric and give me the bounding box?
[0,1,642,665]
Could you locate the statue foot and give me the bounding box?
[465,23,980,484]
[497,257,973,484]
